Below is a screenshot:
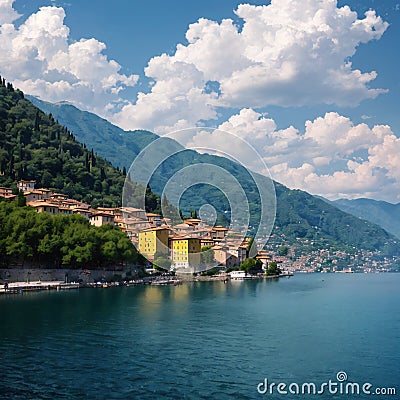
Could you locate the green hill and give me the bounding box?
[27,95,157,170]
[27,95,399,255]
[0,78,171,268]
[0,80,161,211]
[331,198,400,240]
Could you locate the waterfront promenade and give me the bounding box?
[0,280,80,294]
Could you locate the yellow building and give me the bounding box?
[138,227,170,260]
[171,236,201,270]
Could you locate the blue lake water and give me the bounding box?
[0,273,399,399]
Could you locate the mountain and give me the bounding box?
[331,198,400,240]
[27,96,400,255]
[27,95,157,170]
[0,79,161,211]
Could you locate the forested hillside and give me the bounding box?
[0,78,160,210]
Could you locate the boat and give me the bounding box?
[229,271,251,280]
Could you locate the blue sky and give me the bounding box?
[1,0,400,202]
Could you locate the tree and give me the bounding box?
[266,261,281,276]
[190,209,198,219]
[34,111,40,131]
[41,170,53,188]
[239,258,262,274]
[17,190,26,207]
[278,245,289,256]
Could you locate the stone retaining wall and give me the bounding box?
[0,267,139,283]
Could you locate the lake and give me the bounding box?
[0,273,399,399]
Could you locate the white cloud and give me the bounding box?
[0,5,138,116]
[204,108,400,202]
[113,0,388,131]
[114,55,218,133]
[1,0,389,134]
[0,0,20,25]
[1,1,397,202]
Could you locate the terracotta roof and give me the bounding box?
[170,235,200,241]
[28,201,59,208]
[140,226,169,232]
[90,211,114,218]
[212,226,229,231]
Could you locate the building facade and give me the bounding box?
[138,227,170,260]
[171,236,201,270]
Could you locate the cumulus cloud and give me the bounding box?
[211,108,400,202]
[1,1,397,202]
[0,0,20,25]
[114,0,388,131]
[114,55,218,133]
[0,4,138,116]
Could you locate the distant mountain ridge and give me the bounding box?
[27,96,399,254]
[27,95,157,170]
[331,198,400,240]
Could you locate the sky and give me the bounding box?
[1,0,399,203]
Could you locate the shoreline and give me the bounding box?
[0,272,293,295]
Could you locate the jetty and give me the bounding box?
[0,281,80,295]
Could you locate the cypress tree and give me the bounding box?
[34,111,40,131]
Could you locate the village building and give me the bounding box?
[50,193,69,201]
[138,227,170,260]
[121,207,147,220]
[89,211,115,227]
[73,208,92,220]
[170,236,201,270]
[23,189,52,203]
[17,180,36,192]
[28,201,59,215]
[211,226,229,242]
[255,250,272,270]
[213,245,239,268]
[146,212,162,226]
[200,235,215,248]
[58,206,74,215]
[0,187,13,196]
[0,187,16,200]
[97,207,119,215]
[183,218,203,227]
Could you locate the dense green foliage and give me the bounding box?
[0,80,162,210]
[0,200,139,268]
[277,245,289,256]
[239,258,263,274]
[29,88,400,254]
[27,95,157,170]
[265,261,281,276]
